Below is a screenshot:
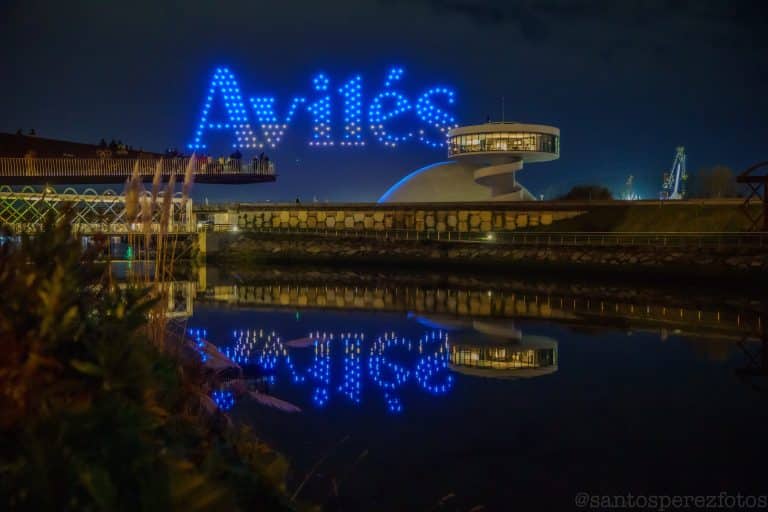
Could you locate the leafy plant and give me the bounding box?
[0,213,295,511]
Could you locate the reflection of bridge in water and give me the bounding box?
[103,267,767,394]
[152,280,196,319]
[413,317,559,379]
[140,262,768,404]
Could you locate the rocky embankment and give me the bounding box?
[207,233,768,279]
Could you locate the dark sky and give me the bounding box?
[2,0,766,202]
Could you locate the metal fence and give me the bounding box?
[0,186,195,234]
[0,157,275,178]
[221,226,768,248]
[6,222,198,235]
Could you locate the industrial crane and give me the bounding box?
[660,146,687,200]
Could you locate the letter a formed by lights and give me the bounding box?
[189,67,259,150]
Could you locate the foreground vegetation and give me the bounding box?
[0,218,297,511]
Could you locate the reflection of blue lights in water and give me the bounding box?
[212,390,235,411]
[384,392,403,413]
[256,333,282,370]
[220,329,284,367]
[188,328,209,363]
[190,326,454,413]
[368,331,452,412]
[285,353,305,384]
[415,331,454,395]
[309,335,331,407]
[368,333,412,390]
[338,335,362,404]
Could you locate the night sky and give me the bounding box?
[2,0,766,202]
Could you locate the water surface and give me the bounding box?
[188,266,768,510]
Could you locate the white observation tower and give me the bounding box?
[379,121,560,203]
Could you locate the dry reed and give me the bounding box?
[122,156,194,351]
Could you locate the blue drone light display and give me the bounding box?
[212,390,235,411]
[338,335,363,404]
[189,68,259,150]
[189,66,457,151]
[197,326,454,414]
[188,328,209,363]
[339,75,364,146]
[309,335,332,407]
[414,331,454,394]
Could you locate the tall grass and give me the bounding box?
[122,157,194,350]
[0,174,297,511]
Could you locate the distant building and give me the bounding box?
[379,122,560,203]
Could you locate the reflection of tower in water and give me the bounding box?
[450,336,558,379]
[412,315,559,379]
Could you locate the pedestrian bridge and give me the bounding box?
[0,156,275,184]
[0,185,193,235]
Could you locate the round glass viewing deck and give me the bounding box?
[447,122,560,160]
[448,131,559,156]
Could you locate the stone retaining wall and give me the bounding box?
[232,205,585,232]
[207,233,768,277]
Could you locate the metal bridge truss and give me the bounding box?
[735,304,768,391]
[0,185,194,235]
[737,161,768,232]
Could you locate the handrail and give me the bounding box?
[5,222,198,235]
[0,157,275,177]
[222,226,768,248]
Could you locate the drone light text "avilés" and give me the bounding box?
[188,66,458,151]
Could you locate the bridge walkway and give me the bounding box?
[0,157,275,184]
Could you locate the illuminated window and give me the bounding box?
[448,132,559,156]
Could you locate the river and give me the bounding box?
[183,264,767,510]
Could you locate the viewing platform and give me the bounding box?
[0,157,275,185]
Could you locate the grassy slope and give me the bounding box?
[528,203,758,232]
